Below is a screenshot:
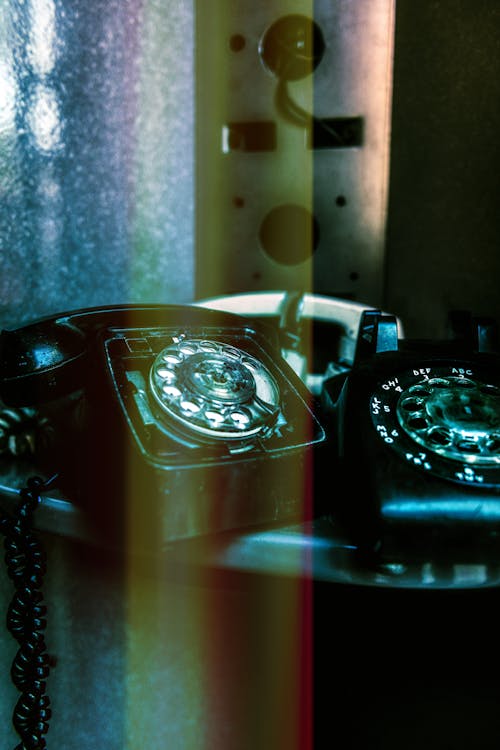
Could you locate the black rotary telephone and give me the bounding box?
[0,301,330,748]
[321,308,500,565]
[0,304,328,548]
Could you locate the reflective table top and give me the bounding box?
[2,462,500,591]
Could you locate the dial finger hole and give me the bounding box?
[180,400,201,414]
[400,397,425,412]
[156,367,176,381]
[163,385,181,398]
[455,378,475,388]
[456,439,481,454]
[205,409,225,424]
[426,426,452,446]
[223,346,242,359]
[199,341,219,352]
[162,353,182,365]
[480,384,500,396]
[408,386,431,398]
[231,410,251,428]
[406,416,429,430]
[179,343,198,356]
[241,357,260,372]
[485,435,500,453]
[427,378,450,388]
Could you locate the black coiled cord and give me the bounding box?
[1,475,52,750]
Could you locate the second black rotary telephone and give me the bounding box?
[322,308,500,564]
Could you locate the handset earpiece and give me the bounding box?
[0,317,87,407]
[0,303,282,408]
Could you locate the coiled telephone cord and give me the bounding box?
[1,475,52,750]
[0,406,53,458]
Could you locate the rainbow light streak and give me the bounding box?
[124,2,315,747]
[123,430,316,748]
[129,0,195,303]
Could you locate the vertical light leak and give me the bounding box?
[129,0,195,303]
[201,526,314,749]
[193,41,321,688]
[27,83,62,152]
[25,0,64,272]
[124,561,208,749]
[0,60,17,136]
[26,0,62,153]
[195,1,317,301]
[27,0,57,77]
[0,3,17,138]
[123,2,201,742]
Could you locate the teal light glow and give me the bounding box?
[382,498,500,520]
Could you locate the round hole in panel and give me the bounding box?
[259,15,325,81]
[259,204,319,266]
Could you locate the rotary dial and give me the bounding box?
[370,365,500,486]
[150,338,280,440]
[397,376,500,465]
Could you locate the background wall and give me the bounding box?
[2,0,497,342]
[384,0,500,339]
[0,0,195,330]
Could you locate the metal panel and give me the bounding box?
[195,0,395,306]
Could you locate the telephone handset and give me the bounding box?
[0,304,327,549]
[322,309,500,563]
[193,290,401,392]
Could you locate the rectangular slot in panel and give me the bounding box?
[308,117,364,149]
[222,121,277,153]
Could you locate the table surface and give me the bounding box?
[2,461,499,592]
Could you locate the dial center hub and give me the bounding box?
[181,353,255,403]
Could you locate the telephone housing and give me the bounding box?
[322,309,500,563]
[0,304,327,549]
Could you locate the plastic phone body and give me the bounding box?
[322,309,500,563]
[0,304,327,550]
